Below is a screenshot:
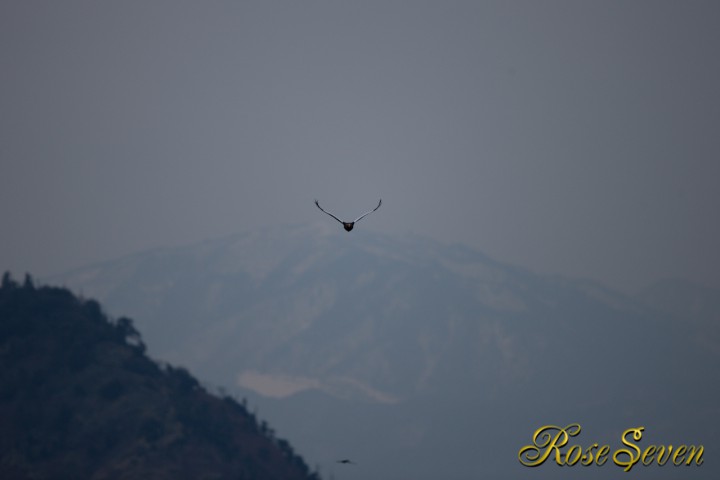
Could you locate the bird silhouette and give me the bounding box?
[336,459,356,465]
[314,199,382,232]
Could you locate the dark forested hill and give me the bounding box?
[0,273,319,480]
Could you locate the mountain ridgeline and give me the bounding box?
[47,226,720,480]
[0,273,319,480]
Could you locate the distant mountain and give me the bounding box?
[0,273,319,480]
[47,225,719,480]
[636,278,720,354]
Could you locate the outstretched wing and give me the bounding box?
[315,199,344,224]
[353,199,382,223]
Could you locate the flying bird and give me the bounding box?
[314,199,382,232]
[336,459,356,465]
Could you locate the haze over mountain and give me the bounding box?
[49,225,719,480]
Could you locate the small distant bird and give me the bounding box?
[314,199,382,232]
[337,459,356,465]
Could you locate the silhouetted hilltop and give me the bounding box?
[0,273,319,480]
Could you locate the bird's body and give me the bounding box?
[314,199,382,232]
[337,459,356,465]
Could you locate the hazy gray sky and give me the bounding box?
[2,0,719,292]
